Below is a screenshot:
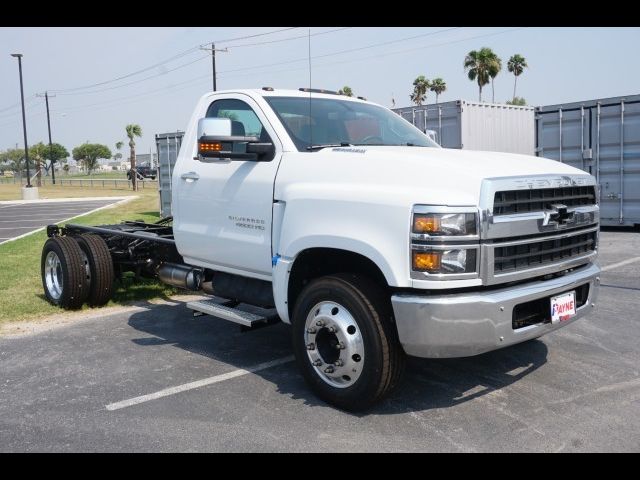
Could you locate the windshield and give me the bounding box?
[264,96,440,151]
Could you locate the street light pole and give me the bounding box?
[11,53,31,188]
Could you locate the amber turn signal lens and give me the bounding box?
[412,251,441,272]
[199,142,222,152]
[413,215,440,233]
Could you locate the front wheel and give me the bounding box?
[291,274,405,411]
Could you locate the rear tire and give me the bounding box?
[291,273,405,412]
[75,234,115,307]
[41,236,89,309]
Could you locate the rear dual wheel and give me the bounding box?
[41,234,114,309]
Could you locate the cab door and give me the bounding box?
[173,94,282,279]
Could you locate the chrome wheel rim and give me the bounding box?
[44,251,63,300]
[304,301,364,388]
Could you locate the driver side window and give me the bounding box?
[206,98,272,143]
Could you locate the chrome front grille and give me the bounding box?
[493,186,596,216]
[478,175,600,286]
[493,229,597,273]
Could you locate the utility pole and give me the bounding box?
[36,91,57,184]
[200,43,228,91]
[10,53,32,188]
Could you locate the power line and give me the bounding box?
[49,46,202,94]
[224,27,351,49]
[216,27,463,76]
[47,28,301,95]
[55,54,210,96]
[217,27,526,79]
[211,27,299,45]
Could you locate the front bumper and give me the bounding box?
[391,263,600,358]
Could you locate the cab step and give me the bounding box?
[187,298,274,327]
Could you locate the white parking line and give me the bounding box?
[105,355,295,411]
[601,257,640,272]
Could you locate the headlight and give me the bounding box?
[412,248,477,274]
[413,212,477,236]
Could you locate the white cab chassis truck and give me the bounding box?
[41,88,601,411]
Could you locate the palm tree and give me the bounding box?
[410,75,430,106]
[464,49,492,102]
[507,54,528,100]
[125,124,142,191]
[113,141,124,163]
[481,48,502,103]
[338,86,353,97]
[430,78,447,104]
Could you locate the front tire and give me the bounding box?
[291,273,405,411]
[41,236,89,309]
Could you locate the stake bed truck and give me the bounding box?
[41,88,600,411]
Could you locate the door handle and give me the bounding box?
[180,172,200,181]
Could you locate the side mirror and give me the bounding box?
[197,117,274,162]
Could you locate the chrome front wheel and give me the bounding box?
[304,301,364,388]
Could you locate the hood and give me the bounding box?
[276,146,591,207]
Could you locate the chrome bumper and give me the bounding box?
[391,263,600,358]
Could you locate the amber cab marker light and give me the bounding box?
[413,251,441,272]
[199,141,222,152]
[413,215,440,234]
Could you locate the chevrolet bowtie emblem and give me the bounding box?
[545,203,575,226]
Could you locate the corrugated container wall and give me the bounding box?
[536,94,640,226]
[156,131,184,218]
[392,100,535,155]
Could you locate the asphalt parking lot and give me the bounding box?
[0,229,638,452]
[0,198,125,244]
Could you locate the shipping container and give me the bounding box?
[392,100,535,155]
[536,94,640,226]
[155,131,184,218]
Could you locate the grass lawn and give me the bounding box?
[0,189,178,325]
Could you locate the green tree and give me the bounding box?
[72,143,112,174]
[125,124,143,190]
[507,54,528,101]
[0,148,25,173]
[30,142,69,178]
[338,86,354,97]
[47,143,69,164]
[483,48,502,103]
[28,142,49,186]
[113,141,124,162]
[63,164,70,174]
[464,48,494,102]
[410,75,430,106]
[506,96,527,106]
[430,78,447,104]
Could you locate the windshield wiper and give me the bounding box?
[306,142,353,151]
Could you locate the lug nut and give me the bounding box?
[307,343,315,350]
[306,327,317,334]
[324,366,335,374]
[313,359,323,366]
[316,320,325,327]
[334,359,344,367]
[335,342,345,350]
[327,326,337,333]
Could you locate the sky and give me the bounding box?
[1,27,638,156]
